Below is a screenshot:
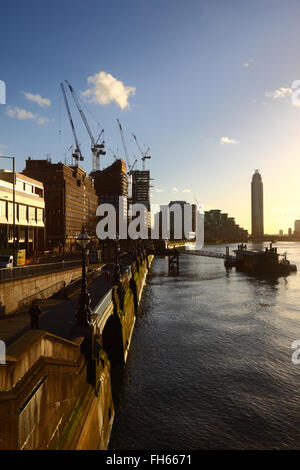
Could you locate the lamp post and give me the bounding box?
[113,236,121,284]
[0,156,16,266]
[76,225,91,326]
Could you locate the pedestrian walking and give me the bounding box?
[28,300,42,329]
[105,269,110,286]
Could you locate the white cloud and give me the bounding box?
[81,71,136,110]
[6,106,37,120]
[23,92,51,107]
[155,188,164,193]
[243,59,254,67]
[182,189,191,193]
[265,87,292,99]
[172,187,178,193]
[220,136,239,145]
[6,106,54,125]
[36,116,55,125]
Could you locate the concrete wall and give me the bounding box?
[0,254,153,450]
[0,330,114,450]
[0,267,82,315]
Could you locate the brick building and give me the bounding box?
[23,158,99,253]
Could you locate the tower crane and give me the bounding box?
[116,119,132,171]
[131,133,151,170]
[60,82,83,165]
[64,80,106,172]
[109,148,118,161]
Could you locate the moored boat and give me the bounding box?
[232,243,297,277]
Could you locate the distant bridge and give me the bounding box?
[149,246,236,274]
[182,249,235,260]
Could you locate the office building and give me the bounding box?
[294,220,300,235]
[23,158,98,252]
[251,169,264,238]
[0,170,45,256]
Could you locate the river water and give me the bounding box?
[109,242,300,450]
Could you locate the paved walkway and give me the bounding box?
[0,254,135,346]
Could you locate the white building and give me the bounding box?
[0,170,45,257]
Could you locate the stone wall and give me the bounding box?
[0,267,82,315]
[0,254,153,450]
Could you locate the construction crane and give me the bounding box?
[130,158,138,172]
[60,82,83,165]
[131,133,151,170]
[64,80,106,172]
[109,147,118,161]
[116,119,132,170]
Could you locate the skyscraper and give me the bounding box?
[251,169,264,238]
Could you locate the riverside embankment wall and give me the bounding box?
[0,253,153,450]
[0,266,82,315]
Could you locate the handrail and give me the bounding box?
[0,260,81,283]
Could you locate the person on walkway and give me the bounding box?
[105,269,110,286]
[28,300,42,329]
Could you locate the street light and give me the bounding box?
[0,156,16,266]
[76,225,92,327]
[112,236,121,284]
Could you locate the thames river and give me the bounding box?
[109,242,300,450]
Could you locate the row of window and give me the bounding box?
[0,200,44,223]
[16,179,44,197]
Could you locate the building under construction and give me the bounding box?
[91,159,128,236]
[131,170,151,228]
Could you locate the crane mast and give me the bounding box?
[60,82,83,165]
[131,133,151,170]
[65,80,105,172]
[117,119,132,170]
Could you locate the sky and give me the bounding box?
[1,0,300,234]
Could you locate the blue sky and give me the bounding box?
[1,0,300,233]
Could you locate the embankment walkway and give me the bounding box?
[0,255,134,346]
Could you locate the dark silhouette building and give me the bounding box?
[251,169,264,239]
[204,209,248,243]
[91,159,128,233]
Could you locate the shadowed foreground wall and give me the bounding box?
[0,254,153,449]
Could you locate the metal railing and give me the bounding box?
[0,259,82,283]
[18,280,65,308]
[93,289,113,318]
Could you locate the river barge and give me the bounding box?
[229,243,297,276]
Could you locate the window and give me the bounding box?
[28,206,36,222]
[16,180,24,190]
[0,201,6,217]
[35,187,43,197]
[8,202,13,220]
[25,183,33,193]
[37,208,43,222]
[18,204,27,221]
